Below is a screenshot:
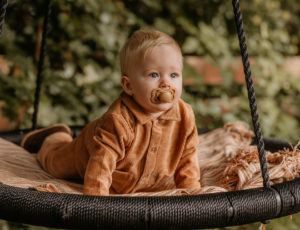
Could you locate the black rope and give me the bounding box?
[32,0,51,130]
[232,0,270,188]
[0,0,8,35]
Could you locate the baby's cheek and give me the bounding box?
[175,88,182,99]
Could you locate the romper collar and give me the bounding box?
[120,92,181,125]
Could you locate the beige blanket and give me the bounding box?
[0,122,298,196]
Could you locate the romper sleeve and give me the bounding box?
[83,114,133,196]
[174,106,201,189]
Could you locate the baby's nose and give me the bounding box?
[159,82,170,89]
[159,78,170,89]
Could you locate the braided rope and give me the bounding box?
[232,0,270,188]
[32,0,51,130]
[0,0,8,35]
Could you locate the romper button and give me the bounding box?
[151,147,157,152]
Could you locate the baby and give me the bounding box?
[21,30,200,196]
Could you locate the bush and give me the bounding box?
[0,0,299,143]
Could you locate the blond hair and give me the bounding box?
[120,30,182,76]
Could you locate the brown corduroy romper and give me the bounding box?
[37,92,200,196]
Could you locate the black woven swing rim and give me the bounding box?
[0,178,299,230]
[1,0,300,229]
[0,129,300,229]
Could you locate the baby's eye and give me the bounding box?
[170,73,177,78]
[150,73,159,78]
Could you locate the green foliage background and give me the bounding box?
[0,0,300,229]
[0,0,300,142]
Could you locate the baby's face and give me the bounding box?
[122,44,183,116]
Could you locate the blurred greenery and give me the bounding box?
[0,0,300,142]
[0,0,300,229]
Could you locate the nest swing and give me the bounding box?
[0,0,300,229]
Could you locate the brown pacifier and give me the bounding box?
[151,88,175,104]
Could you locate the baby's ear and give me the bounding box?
[121,75,133,96]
